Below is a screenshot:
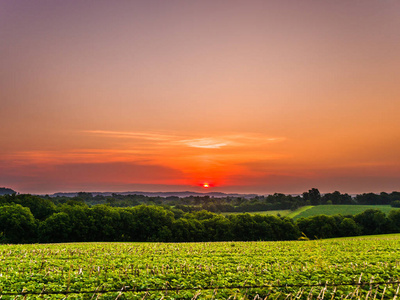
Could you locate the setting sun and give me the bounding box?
[1,1,400,195]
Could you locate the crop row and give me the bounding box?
[1,235,400,299]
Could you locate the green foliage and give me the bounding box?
[124,205,174,242]
[388,209,400,232]
[355,192,400,205]
[228,214,299,241]
[353,209,390,235]
[339,217,362,237]
[321,191,353,205]
[38,212,72,243]
[391,200,400,208]
[302,188,321,205]
[297,215,340,239]
[293,205,393,220]
[3,192,400,244]
[222,209,292,217]
[2,236,400,299]
[0,204,36,243]
[87,205,121,241]
[0,194,56,220]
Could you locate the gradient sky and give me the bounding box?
[1,1,400,194]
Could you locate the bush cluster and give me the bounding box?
[1,193,400,244]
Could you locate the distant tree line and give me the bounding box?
[0,187,17,195]
[39,189,400,213]
[1,192,400,244]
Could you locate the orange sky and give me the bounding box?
[1,1,400,194]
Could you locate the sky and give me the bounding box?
[1,1,400,195]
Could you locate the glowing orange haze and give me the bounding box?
[2,131,287,189]
[0,1,400,194]
[1,128,399,194]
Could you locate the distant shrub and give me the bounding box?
[391,200,400,208]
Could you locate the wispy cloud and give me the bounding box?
[2,149,148,165]
[179,138,229,149]
[0,131,289,192]
[82,130,178,141]
[226,134,286,144]
[82,130,286,149]
[180,134,286,149]
[2,131,286,167]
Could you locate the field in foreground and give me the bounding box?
[1,235,400,299]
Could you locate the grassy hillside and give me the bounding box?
[286,205,314,218]
[221,205,396,221]
[293,204,395,220]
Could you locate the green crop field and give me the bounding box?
[286,206,314,218]
[293,205,395,220]
[220,205,396,221]
[2,235,400,299]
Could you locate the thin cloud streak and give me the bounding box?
[83,130,286,149]
[2,149,149,165]
[0,130,288,190]
[83,130,178,141]
[180,138,229,149]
